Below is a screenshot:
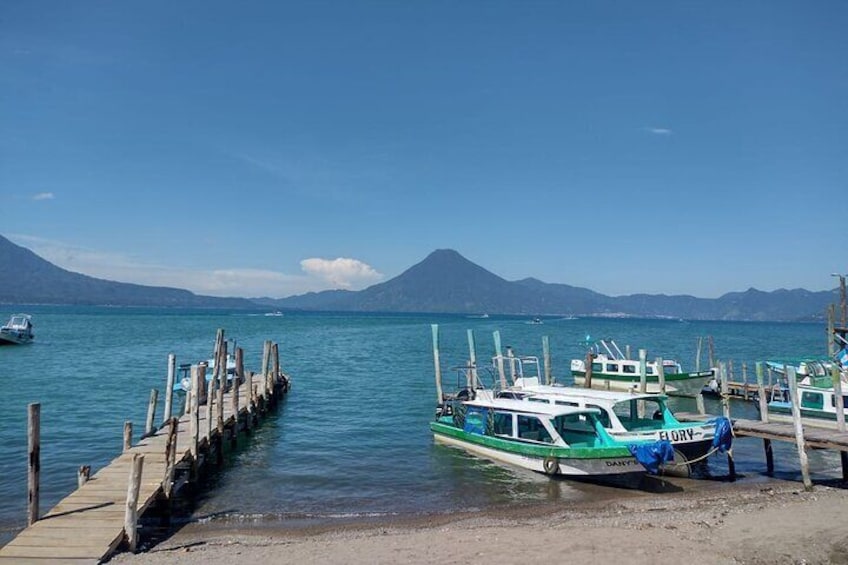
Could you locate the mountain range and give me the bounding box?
[0,235,836,321]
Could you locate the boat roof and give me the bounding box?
[518,385,666,404]
[464,397,601,417]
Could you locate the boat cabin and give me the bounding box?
[462,397,616,448]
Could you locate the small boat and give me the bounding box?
[432,391,674,479]
[763,383,848,429]
[264,311,284,317]
[570,339,713,397]
[527,317,543,325]
[0,314,34,345]
[175,340,239,392]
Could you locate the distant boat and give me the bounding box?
[527,317,543,325]
[264,311,284,317]
[0,314,34,345]
[467,313,489,319]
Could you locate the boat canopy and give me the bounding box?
[516,384,667,405]
[464,397,602,418]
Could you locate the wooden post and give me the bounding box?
[217,342,226,437]
[542,335,552,385]
[262,340,272,397]
[163,417,177,496]
[708,336,715,370]
[756,362,769,423]
[493,331,507,389]
[77,465,91,488]
[206,376,214,442]
[764,438,775,475]
[164,353,176,422]
[145,388,159,436]
[839,274,847,328]
[720,363,730,419]
[695,337,703,372]
[833,363,846,433]
[625,344,631,360]
[742,362,749,400]
[431,325,444,404]
[828,304,836,358]
[656,357,665,394]
[27,403,40,526]
[272,342,281,389]
[696,393,706,415]
[506,346,516,383]
[124,453,145,553]
[637,349,647,418]
[190,365,202,459]
[786,366,813,491]
[831,362,848,480]
[584,351,594,389]
[467,329,479,389]
[245,372,254,433]
[232,347,243,442]
[123,421,132,452]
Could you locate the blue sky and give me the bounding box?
[2,1,846,298]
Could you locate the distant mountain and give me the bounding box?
[0,235,255,308]
[267,249,836,321]
[2,235,836,320]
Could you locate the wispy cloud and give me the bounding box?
[646,127,673,135]
[32,192,54,201]
[300,257,383,289]
[6,235,328,298]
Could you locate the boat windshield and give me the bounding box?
[611,399,667,431]
[552,413,601,447]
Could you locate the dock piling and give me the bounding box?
[145,388,159,436]
[164,353,176,421]
[786,366,813,490]
[542,335,552,385]
[27,403,40,526]
[124,453,145,553]
[123,421,132,452]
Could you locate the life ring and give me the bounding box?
[543,456,559,475]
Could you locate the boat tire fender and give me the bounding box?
[543,456,559,475]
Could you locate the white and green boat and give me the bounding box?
[765,384,848,430]
[570,339,713,397]
[432,393,672,479]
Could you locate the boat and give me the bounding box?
[264,311,284,317]
[175,344,239,392]
[492,354,729,475]
[762,383,848,430]
[0,314,34,345]
[570,339,713,397]
[527,317,543,325]
[432,391,674,480]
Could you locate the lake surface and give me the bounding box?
[0,307,842,544]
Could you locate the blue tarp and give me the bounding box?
[708,416,733,453]
[463,407,488,435]
[627,440,674,475]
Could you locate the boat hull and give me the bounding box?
[431,422,645,478]
[0,331,33,345]
[765,403,847,430]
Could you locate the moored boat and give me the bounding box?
[0,314,34,345]
[571,339,713,397]
[432,392,674,479]
[763,383,848,430]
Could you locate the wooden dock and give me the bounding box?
[0,336,290,564]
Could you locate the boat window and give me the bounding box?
[528,397,550,404]
[554,400,579,407]
[831,396,848,409]
[553,414,598,447]
[612,399,665,431]
[492,412,514,437]
[622,365,636,374]
[605,364,619,373]
[800,391,824,410]
[586,404,611,428]
[591,362,603,373]
[646,366,655,376]
[516,415,554,443]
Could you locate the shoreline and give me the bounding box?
[111,478,848,564]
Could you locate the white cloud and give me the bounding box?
[33,192,54,200]
[300,257,383,289]
[646,127,673,135]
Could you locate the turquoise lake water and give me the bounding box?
[0,307,841,543]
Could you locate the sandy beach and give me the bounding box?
[110,478,848,565]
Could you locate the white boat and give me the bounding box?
[570,339,713,397]
[432,391,674,480]
[492,354,727,475]
[0,314,34,345]
[264,311,284,317]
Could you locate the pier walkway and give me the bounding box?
[0,364,288,564]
